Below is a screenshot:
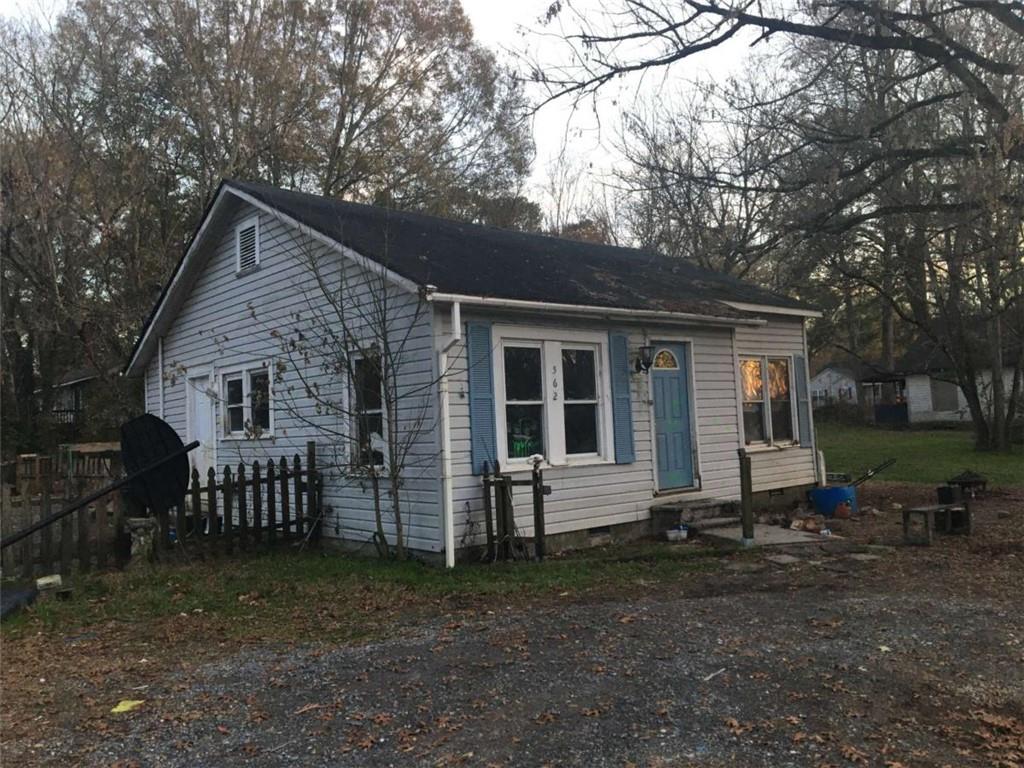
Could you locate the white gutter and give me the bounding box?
[423,291,765,327]
[435,299,461,569]
[158,336,165,419]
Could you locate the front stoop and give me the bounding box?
[650,498,740,534]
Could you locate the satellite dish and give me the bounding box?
[120,414,190,513]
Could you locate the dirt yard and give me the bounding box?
[2,483,1022,767]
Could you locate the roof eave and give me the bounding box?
[721,300,821,318]
[424,291,765,327]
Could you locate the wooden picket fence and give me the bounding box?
[165,442,323,554]
[0,442,323,578]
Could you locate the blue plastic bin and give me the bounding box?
[809,485,858,518]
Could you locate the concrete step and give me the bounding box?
[650,498,739,527]
[688,516,741,532]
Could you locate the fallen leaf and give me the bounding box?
[110,700,145,714]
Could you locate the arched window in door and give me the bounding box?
[653,349,679,370]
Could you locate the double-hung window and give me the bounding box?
[353,356,385,468]
[495,327,612,467]
[740,356,794,445]
[222,365,272,438]
[503,345,545,459]
[561,347,599,455]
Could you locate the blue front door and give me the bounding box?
[652,343,694,489]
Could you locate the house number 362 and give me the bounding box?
[551,365,559,401]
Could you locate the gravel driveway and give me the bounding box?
[19,580,1023,767]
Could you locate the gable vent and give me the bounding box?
[236,217,259,273]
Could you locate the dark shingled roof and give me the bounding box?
[226,179,810,315]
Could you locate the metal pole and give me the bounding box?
[738,448,755,547]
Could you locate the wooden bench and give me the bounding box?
[902,502,973,545]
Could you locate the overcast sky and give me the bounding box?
[459,0,749,207]
[1,0,751,211]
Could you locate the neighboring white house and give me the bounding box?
[815,341,1018,425]
[810,364,858,407]
[125,179,822,564]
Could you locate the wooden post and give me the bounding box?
[253,461,264,543]
[531,461,546,562]
[278,458,289,540]
[190,468,202,538]
[738,449,754,546]
[206,467,218,546]
[482,465,495,563]
[95,492,109,570]
[313,472,324,542]
[266,460,277,542]
[76,479,90,573]
[237,463,248,549]
[293,454,303,536]
[502,477,515,559]
[40,459,53,573]
[1,484,12,574]
[60,505,73,575]
[20,490,34,579]
[223,465,234,555]
[306,441,317,536]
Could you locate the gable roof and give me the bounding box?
[226,179,811,316]
[126,179,816,375]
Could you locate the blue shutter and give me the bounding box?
[608,332,635,464]
[466,322,497,474]
[793,355,813,447]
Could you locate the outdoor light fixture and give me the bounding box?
[635,345,655,373]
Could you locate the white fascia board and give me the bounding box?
[722,300,822,318]
[424,291,766,327]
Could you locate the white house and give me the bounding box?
[810,363,858,407]
[125,179,822,564]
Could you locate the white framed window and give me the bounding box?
[740,355,795,445]
[220,363,273,438]
[352,355,386,468]
[235,215,260,274]
[493,326,614,467]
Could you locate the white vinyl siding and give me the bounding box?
[144,201,440,552]
[442,311,747,547]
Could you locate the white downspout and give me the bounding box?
[437,301,461,568]
[158,336,165,420]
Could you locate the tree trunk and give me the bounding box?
[370,470,388,558]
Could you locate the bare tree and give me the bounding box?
[0,0,536,456]
[222,225,443,559]
[534,1,1024,449]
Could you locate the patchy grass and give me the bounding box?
[817,422,1024,486]
[1,542,722,642]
